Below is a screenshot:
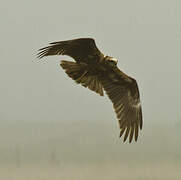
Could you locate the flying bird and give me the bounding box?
[37,38,143,143]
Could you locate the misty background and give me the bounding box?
[1,0,181,179]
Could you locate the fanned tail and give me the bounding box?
[60,60,104,96]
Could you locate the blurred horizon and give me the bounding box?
[1,119,181,179]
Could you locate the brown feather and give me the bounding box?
[100,74,142,143]
[60,60,104,96]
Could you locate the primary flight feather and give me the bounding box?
[37,38,143,143]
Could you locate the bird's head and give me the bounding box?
[104,56,118,67]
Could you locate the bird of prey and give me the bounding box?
[37,38,143,143]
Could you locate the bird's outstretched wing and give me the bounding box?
[100,70,142,143]
[37,38,104,63]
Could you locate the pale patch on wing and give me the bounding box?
[100,77,143,143]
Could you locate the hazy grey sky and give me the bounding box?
[1,0,181,179]
[1,0,181,125]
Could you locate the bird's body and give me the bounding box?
[38,38,143,143]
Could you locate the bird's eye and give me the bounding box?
[109,60,117,66]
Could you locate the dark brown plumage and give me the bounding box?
[37,38,143,143]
